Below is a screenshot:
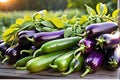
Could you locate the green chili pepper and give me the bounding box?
[14,56,33,70]
[62,53,84,75]
[49,50,74,72]
[33,37,81,57]
[26,50,69,73]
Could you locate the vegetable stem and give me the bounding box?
[81,68,90,77]
[49,64,58,69]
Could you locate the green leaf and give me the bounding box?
[112,9,120,18]
[96,3,108,15]
[43,14,64,29]
[76,26,82,35]
[40,20,55,28]
[41,27,53,32]
[35,24,42,32]
[85,4,96,16]
[64,27,72,38]
[17,21,34,32]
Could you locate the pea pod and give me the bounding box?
[33,37,81,57]
[26,50,68,73]
[14,56,33,70]
[49,50,74,72]
[62,53,84,75]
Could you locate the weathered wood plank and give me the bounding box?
[0,61,120,79]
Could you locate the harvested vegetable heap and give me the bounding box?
[0,3,120,77]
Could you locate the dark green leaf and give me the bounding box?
[17,21,34,32]
[40,20,55,28]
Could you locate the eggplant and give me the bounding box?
[18,30,37,48]
[74,38,95,56]
[2,43,25,64]
[0,42,10,57]
[103,44,120,71]
[27,30,64,47]
[81,50,104,77]
[96,31,120,49]
[86,22,118,39]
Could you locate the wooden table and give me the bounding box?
[0,60,120,79]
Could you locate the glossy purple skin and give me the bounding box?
[0,42,9,54]
[102,31,120,48]
[18,30,37,48]
[18,30,37,43]
[78,38,95,53]
[84,51,104,72]
[33,30,64,45]
[5,44,23,64]
[86,22,118,38]
[103,45,120,71]
[18,30,37,37]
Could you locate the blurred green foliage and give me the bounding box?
[67,0,117,13]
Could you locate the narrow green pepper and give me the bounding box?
[49,50,74,72]
[14,56,33,70]
[62,53,84,75]
[26,50,68,73]
[33,37,81,57]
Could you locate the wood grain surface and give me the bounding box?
[0,60,120,79]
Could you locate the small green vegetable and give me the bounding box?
[62,53,84,75]
[49,50,74,72]
[33,37,81,57]
[26,50,69,73]
[14,56,33,70]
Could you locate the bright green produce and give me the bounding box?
[33,37,81,57]
[49,50,74,72]
[26,50,69,73]
[14,56,33,70]
[62,54,84,75]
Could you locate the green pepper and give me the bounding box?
[26,50,69,73]
[14,56,33,70]
[62,53,84,75]
[33,37,81,57]
[49,50,74,72]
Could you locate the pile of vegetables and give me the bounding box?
[0,3,120,78]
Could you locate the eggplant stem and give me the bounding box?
[0,52,4,58]
[2,56,10,64]
[25,35,34,43]
[96,38,106,48]
[81,68,90,77]
[62,67,74,76]
[33,49,42,57]
[16,67,27,70]
[74,45,86,58]
[49,64,58,69]
[20,50,32,55]
[108,60,118,65]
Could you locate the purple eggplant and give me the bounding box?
[96,30,120,49]
[18,30,37,48]
[2,43,25,64]
[103,44,120,71]
[27,30,64,47]
[81,50,104,77]
[86,22,118,39]
[74,38,95,57]
[0,42,10,57]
